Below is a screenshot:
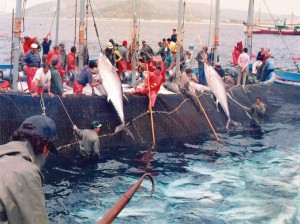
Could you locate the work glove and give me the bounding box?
[73,125,77,130]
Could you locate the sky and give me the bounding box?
[0,0,299,16]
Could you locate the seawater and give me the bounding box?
[1,16,300,223]
[43,102,300,224]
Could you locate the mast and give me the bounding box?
[131,0,138,85]
[78,0,86,70]
[12,0,22,91]
[246,0,254,57]
[174,0,183,85]
[213,0,220,66]
[55,0,60,45]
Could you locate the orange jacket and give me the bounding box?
[67,52,76,71]
[46,50,65,75]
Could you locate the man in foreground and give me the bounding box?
[73,120,102,158]
[0,115,57,223]
[243,97,266,128]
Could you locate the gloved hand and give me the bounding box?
[73,125,77,130]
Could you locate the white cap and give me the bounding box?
[31,43,38,49]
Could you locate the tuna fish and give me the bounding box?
[97,53,133,138]
[204,63,232,128]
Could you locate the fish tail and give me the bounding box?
[114,123,134,139]
[226,118,231,129]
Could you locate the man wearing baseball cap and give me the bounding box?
[73,120,102,158]
[0,115,57,223]
[22,43,41,91]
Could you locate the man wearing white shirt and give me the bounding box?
[237,48,250,86]
[31,62,54,97]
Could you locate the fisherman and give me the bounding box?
[103,42,116,66]
[167,38,176,55]
[162,38,168,48]
[0,115,57,223]
[195,45,208,85]
[132,66,164,111]
[214,62,225,79]
[237,47,250,86]
[261,53,275,82]
[156,41,166,61]
[171,28,177,43]
[119,40,128,60]
[50,59,65,97]
[163,47,174,77]
[31,62,54,98]
[41,32,52,63]
[140,40,154,63]
[113,43,123,72]
[23,36,39,54]
[73,61,102,94]
[179,68,199,89]
[207,48,219,67]
[243,97,266,128]
[59,43,68,72]
[183,50,192,70]
[252,47,265,77]
[73,120,102,158]
[46,45,66,83]
[67,46,77,72]
[23,43,41,91]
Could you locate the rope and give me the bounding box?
[57,95,75,125]
[186,2,203,47]
[49,11,57,33]
[89,0,102,51]
[226,92,252,119]
[42,0,53,35]
[262,0,300,72]
[40,94,46,115]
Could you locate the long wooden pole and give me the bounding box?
[146,64,156,149]
[174,0,183,85]
[189,85,219,142]
[98,173,155,224]
[213,0,220,65]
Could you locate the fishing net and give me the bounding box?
[0,82,299,164]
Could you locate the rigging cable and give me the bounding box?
[262,0,300,72]
[89,0,102,51]
[186,3,203,47]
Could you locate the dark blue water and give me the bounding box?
[43,103,300,224]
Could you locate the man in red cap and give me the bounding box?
[0,115,57,223]
[41,32,52,63]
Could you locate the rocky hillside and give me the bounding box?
[24,0,298,23]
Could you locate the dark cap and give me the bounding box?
[52,58,58,66]
[88,60,97,69]
[59,43,65,47]
[142,40,146,44]
[20,115,57,152]
[91,120,102,128]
